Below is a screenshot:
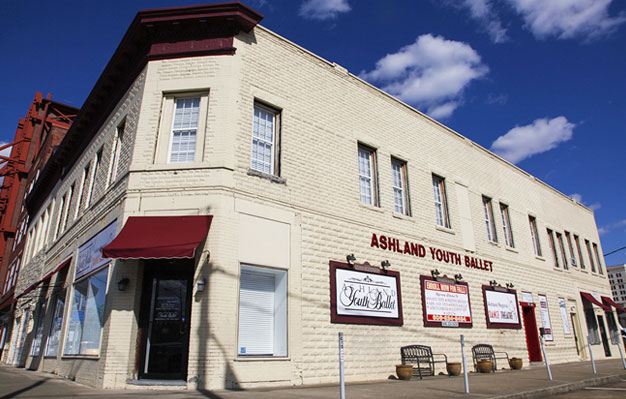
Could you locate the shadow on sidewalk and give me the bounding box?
[0,378,48,399]
[198,389,225,399]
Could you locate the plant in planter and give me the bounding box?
[509,357,523,370]
[396,364,414,380]
[446,362,462,376]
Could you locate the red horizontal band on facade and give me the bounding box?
[102,215,212,259]
[16,257,72,300]
[580,292,611,311]
[602,296,626,313]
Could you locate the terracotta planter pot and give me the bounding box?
[447,362,462,376]
[509,357,523,370]
[477,360,493,373]
[396,364,413,380]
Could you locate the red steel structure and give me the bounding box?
[0,93,77,316]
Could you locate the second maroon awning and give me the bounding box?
[602,296,626,313]
[580,292,611,311]
[102,215,212,259]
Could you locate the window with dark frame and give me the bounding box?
[358,144,378,206]
[500,203,514,248]
[432,174,450,228]
[574,235,585,269]
[556,232,569,270]
[593,243,604,275]
[483,196,498,242]
[529,216,541,256]
[585,239,596,272]
[564,231,576,267]
[391,157,409,215]
[547,229,559,267]
[250,102,281,176]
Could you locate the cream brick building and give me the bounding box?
[2,2,620,391]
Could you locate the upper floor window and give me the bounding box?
[565,231,576,267]
[169,98,200,163]
[547,228,559,267]
[250,102,280,175]
[85,149,102,208]
[528,216,541,256]
[500,203,514,247]
[556,232,569,270]
[391,158,409,215]
[483,197,497,242]
[593,243,603,275]
[585,239,596,272]
[108,118,125,184]
[432,175,450,228]
[358,144,378,206]
[574,234,585,269]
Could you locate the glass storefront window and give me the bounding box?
[45,292,66,357]
[30,299,48,356]
[64,267,109,356]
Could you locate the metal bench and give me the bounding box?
[471,344,510,372]
[400,345,448,379]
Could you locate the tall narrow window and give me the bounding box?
[108,118,125,184]
[169,97,200,163]
[250,103,280,175]
[565,231,576,267]
[556,232,569,270]
[74,166,88,220]
[53,195,66,240]
[60,184,74,234]
[585,239,596,272]
[547,229,559,267]
[500,203,514,247]
[85,149,101,208]
[574,235,585,269]
[391,158,409,215]
[593,243,604,275]
[529,216,541,256]
[483,197,497,242]
[358,145,378,206]
[432,175,450,228]
[238,265,287,357]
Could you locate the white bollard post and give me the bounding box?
[618,342,626,370]
[339,332,345,399]
[539,335,552,380]
[461,334,469,394]
[587,336,597,374]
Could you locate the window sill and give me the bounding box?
[392,212,411,220]
[234,356,290,362]
[247,168,286,184]
[487,240,500,247]
[505,246,518,254]
[535,255,545,261]
[61,354,100,360]
[359,203,384,213]
[435,225,455,235]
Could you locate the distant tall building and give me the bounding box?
[607,264,626,327]
[0,93,76,362]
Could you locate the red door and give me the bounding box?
[521,303,542,362]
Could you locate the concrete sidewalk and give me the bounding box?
[1,359,625,398]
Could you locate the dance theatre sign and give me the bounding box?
[370,233,494,272]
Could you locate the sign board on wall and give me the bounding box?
[76,221,117,280]
[420,275,472,328]
[558,298,571,335]
[330,261,403,326]
[538,294,554,341]
[483,286,521,329]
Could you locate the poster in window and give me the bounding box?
[558,298,571,335]
[538,294,553,341]
[421,275,472,328]
[76,221,117,279]
[483,286,521,329]
[330,261,403,326]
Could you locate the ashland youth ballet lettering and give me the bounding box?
[370,233,494,272]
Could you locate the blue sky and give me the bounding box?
[1,0,625,265]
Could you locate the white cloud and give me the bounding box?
[459,0,509,43]
[505,0,626,40]
[0,141,11,159]
[598,219,626,236]
[490,116,575,163]
[360,34,488,119]
[570,193,602,211]
[570,193,583,203]
[299,0,351,20]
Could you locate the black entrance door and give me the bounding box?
[596,315,611,357]
[139,261,193,380]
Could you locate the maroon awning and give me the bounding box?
[102,215,212,259]
[580,292,611,311]
[602,296,626,313]
[16,257,72,300]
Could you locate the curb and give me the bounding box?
[493,373,626,399]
